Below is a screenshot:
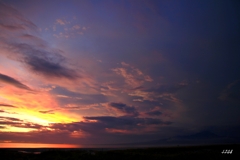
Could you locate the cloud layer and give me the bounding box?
[0,0,240,145]
[0,73,32,91]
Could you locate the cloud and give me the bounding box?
[112,62,153,88]
[128,90,178,103]
[39,110,55,114]
[14,123,43,129]
[0,73,32,91]
[0,103,17,108]
[72,25,81,30]
[7,42,80,80]
[50,116,172,136]
[0,2,37,31]
[133,99,144,102]
[24,54,79,80]
[108,102,139,117]
[90,116,169,127]
[0,2,103,96]
[0,24,25,31]
[0,116,22,122]
[52,86,107,105]
[128,83,187,103]
[56,19,68,25]
[83,116,172,130]
[128,90,156,102]
[0,116,44,130]
[0,122,43,130]
[0,3,81,82]
[53,18,87,39]
[20,34,48,47]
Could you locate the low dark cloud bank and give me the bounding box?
[108,102,139,117]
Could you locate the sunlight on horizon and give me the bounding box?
[0,143,81,148]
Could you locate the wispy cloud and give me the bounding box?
[0,73,32,91]
[52,18,87,38]
[0,2,37,31]
[108,102,139,117]
[0,0,100,124]
[0,116,22,122]
[0,2,91,88]
[0,103,17,108]
[128,83,187,103]
[56,18,68,25]
[0,116,44,130]
[24,53,79,80]
[112,62,153,88]
[39,110,55,114]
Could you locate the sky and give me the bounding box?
[0,0,240,146]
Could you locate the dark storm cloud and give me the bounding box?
[109,102,139,116]
[0,73,32,91]
[0,103,17,108]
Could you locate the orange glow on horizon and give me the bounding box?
[0,143,81,148]
[0,86,83,133]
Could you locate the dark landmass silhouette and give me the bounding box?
[116,130,240,146]
[0,144,239,160]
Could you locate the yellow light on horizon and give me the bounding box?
[0,126,37,132]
